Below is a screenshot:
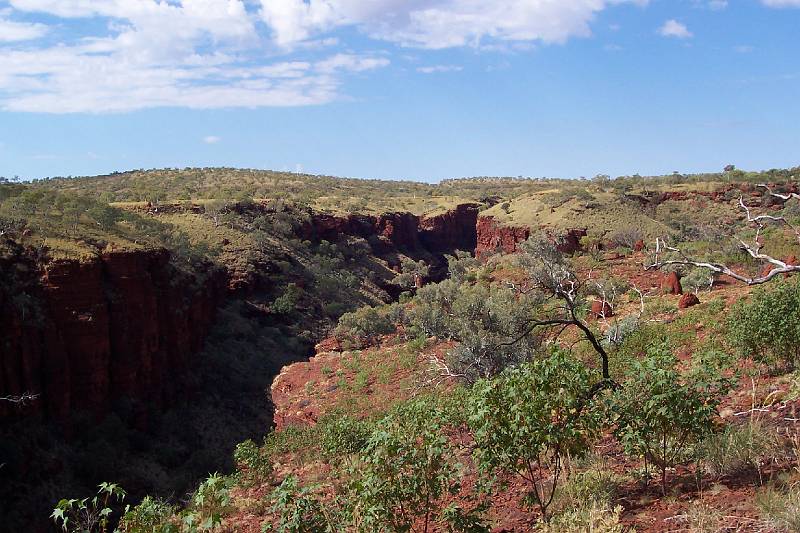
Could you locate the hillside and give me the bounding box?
[1,168,800,531]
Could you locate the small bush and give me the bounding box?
[728,280,800,372]
[610,226,643,249]
[319,416,371,462]
[264,475,341,533]
[347,399,481,532]
[52,482,127,533]
[334,306,396,347]
[613,344,735,494]
[392,258,430,290]
[262,425,319,459]
[469,349,604,521]
[548,458,624,531]
[537,504,625,533]
[683,502,723,533]
[234,439,273,486]
[181,473,232,531]
[271,283,303,316]
[118,496,177,533]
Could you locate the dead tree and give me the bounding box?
[504,237,614,380]
[645,186,800,285]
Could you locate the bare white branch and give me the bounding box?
[759,183,800,201]
[0,392,39,405]
[645,192,800,285]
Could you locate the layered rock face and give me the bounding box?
[475,217,586,258]
[475,216,530,257]
[299,204,479,257]
[0,247,226,425]
[418,204,480,254]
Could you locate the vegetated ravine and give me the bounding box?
[0,201,489,531]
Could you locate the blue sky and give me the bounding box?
[0,0,798,182]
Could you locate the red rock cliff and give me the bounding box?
[418,204,480,254]
[475,216,530,257]
[299,205,479,256]
[476,217,587,258]
[0,247,226,425]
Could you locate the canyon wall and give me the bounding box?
[0,245,226,425]
[1,202,584,427]
[298,203,480,257]
[475,216,586,258]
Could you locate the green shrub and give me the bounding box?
[118,496,177,533]
[552,462,622,515]
[52,482,127,533]
[537,504,625,533]
[234,439,273,486]
[468,349,604,521]
[181,473,232,531]
[392,258,430,290]
[272,284,303,316]
[262,425,319,458]
[264,475,341,533]
[728,280,800,372]
[409,279,541,382]
[446,251,479,284]
[682,267,714,294]
[334,306,396,347]
[613,344,735,494]
[319,416,371,462]
[347,399,482,532]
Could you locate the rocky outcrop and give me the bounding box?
[556,228,587,254]
[679,293,700,309]
[375,212,421,251]
[0,247,226,425]
[476,217,587,258]
[418,204,480,254]
[475,217,530,258]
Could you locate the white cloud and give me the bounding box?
[259,0,650,50]
[761,0,800,6]
[0,9,48,41]
[203,136,221,144]
[315,53,390,74]
[0,2,389,113]
[0,0,651,113]
[416,64,462,73]
[658,19,692,39]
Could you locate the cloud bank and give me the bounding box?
[0,0,653,113]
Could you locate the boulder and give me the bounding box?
[678,293,700,309]
[634,239,645,252]
[662,271,683,295]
